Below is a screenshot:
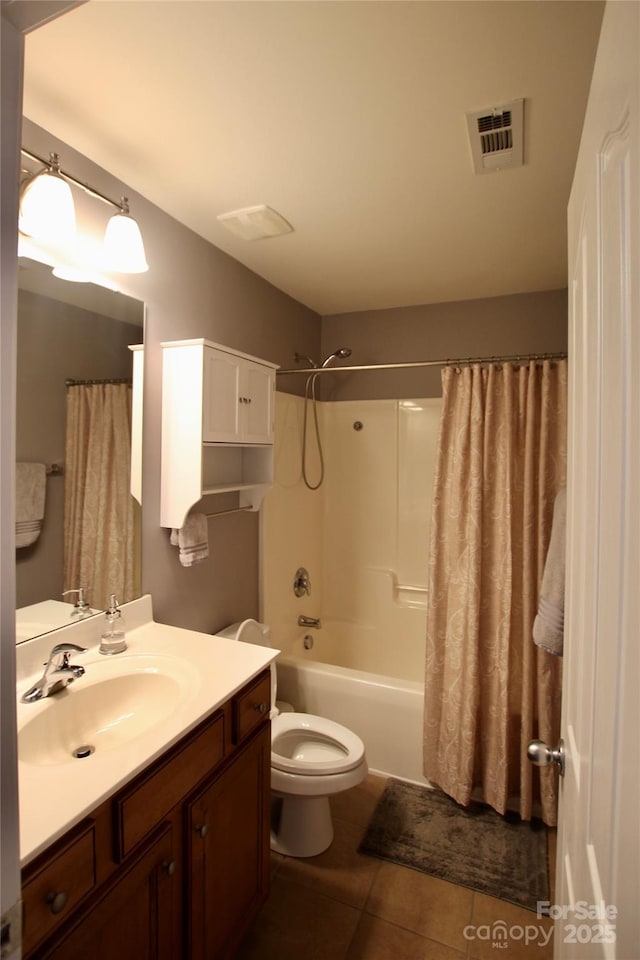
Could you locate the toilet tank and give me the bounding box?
[215,619,272,647]
[214,620,293,715]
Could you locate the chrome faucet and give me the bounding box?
[20,642,87,703]
[298,615,321,629]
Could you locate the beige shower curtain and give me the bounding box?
[423,360,566,826]
[63,382,137,612]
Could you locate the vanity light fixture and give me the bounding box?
[102,198,149,273]
[18,152,76,247]
[19,147,149,275]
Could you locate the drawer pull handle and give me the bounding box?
[195,824,208,839]
[254,702,268,715]
[46,890,69,915]
[162,860,177,877]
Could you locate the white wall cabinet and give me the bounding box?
[161,339,277,529]
[202,347,274,444]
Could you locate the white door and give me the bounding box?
[560,2,639,957]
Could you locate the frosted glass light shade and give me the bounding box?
[103,212,149,273]
[19,171,76,246]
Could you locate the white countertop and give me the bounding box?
[17,596,277,866]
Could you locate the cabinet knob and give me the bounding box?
[195,823,208,838]
[162,859,177,877]
[46,890,69,915]
[254,702,268,715]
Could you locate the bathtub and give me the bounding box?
[276,653,429,787]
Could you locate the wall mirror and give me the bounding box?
[15,256,145,643]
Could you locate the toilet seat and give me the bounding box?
[271,712,365,776]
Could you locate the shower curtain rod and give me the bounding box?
[65,377,132,387]
[276,351,567,377]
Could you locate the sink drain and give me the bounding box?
[72,744,95,759]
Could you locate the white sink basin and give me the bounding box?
[19,655,200,765]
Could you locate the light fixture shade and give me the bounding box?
[19,170,76,247]
[103,212,149,273]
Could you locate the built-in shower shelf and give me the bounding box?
[160,339,277,529]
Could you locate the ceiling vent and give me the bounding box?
[466,99,524,174]
[216,204,293,241]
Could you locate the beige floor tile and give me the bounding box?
[365,861,474,951]
[236,874,361,960]
[346,914,467,960]
[331,773,389,830]
[278,818,382,908]
[468,893,554,960]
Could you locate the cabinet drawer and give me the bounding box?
[22,820,96,955]
[233,671,271,745]
[114,711,224,860]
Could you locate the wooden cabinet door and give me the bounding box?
[41,825,176,960]
[188,726,270,960]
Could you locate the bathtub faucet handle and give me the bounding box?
[293,567,311,597]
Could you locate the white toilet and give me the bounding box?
[215,619,368,857]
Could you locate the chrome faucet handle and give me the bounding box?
[46,642,87,664]
[293,567,312,597]
[44,642,87,673]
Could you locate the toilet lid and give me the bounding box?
[235,619,269,646]
[271,712,366,775]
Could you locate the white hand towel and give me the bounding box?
[533,488,566,657]
[170,512,209,566]
[16,462,46,549]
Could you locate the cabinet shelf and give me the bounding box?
[160,339,277,529]
[202,481,271,496]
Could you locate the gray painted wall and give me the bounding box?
[22,118,322,635]
[318,289,568,401]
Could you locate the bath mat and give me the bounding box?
[358,780,549,912]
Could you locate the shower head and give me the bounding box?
[321,347,352,368]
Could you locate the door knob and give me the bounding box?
[527,738,565,776]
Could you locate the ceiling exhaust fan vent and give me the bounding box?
[466,99,524,174]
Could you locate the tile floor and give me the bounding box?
[237,775,556,960]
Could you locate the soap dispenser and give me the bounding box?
[62,587,93,619]
[99,595,127,655]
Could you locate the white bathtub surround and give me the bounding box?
[262,393,442,682]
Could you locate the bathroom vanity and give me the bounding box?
[17,597,275,959]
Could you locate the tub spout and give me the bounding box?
[298,615,321,629]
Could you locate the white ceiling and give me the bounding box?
[22,1,604,316]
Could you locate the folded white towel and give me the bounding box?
[16,462,46,549]
[533,488,566,657]
[170,512,209,567]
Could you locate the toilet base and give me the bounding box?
[270,794,334,858]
